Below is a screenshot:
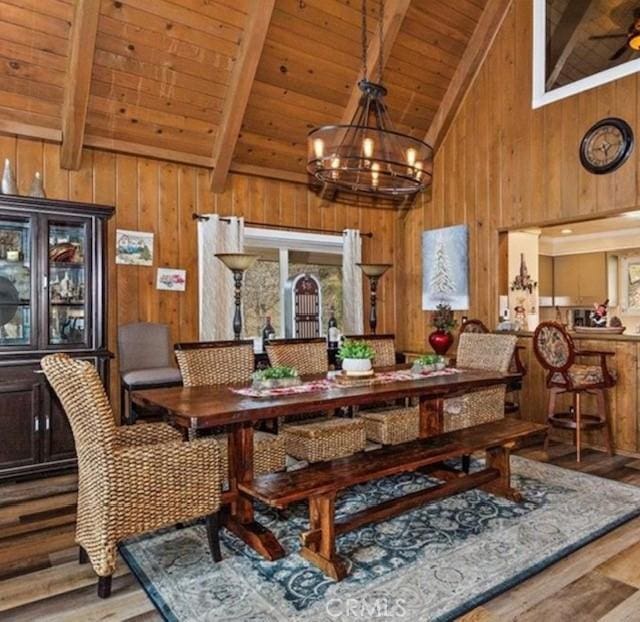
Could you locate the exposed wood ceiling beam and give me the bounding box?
[545,0,595,90]
[340,0,412,124]
[210,0,276,192]
[60,0,101,170]
[424,0,512,151]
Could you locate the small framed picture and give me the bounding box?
[116,229,154,266]
[156,268,186,292]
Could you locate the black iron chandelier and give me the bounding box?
[306,0,433,200]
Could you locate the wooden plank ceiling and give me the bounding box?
[0,0,492,189]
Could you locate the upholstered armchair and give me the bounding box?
[40,354,223,599]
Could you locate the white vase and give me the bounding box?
[29,171,46,198]
[1,159,17,195]
[341,358,372,373]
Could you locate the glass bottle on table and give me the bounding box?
[327,306,339,349]
[262,316,276,347]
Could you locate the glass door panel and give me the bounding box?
[0,217,33,347]
[48,221,89,346]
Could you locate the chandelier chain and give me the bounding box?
[378,0,383,83]
[361,0,368,81]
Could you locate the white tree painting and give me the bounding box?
[422,225,469,310]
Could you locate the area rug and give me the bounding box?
[120,457,640,622]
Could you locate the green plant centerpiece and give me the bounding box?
[251,365,301,390]
[338,339,376,375]
[428,302,457,355]
[411,353,448,374]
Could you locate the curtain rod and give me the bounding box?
[191,213,373,238]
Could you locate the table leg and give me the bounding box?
[223,421,285,561]
[480,442,524,502]
[419,396,444,438]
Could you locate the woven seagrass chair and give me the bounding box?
[175,340,285,475]
[266,338,366,462]
[40,353,222,599]
[118,322,182,425]
[460,318,527,413]
[533,321,615,462]
[445,333,518,471]
[343,334,419,446]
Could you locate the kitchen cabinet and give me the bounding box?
[539,255,554,299]
[0,196,113,480]
[553,252,607,304]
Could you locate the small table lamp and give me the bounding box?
[357,263,391,334]
[215,253,257,340]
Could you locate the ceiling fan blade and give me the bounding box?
[609,44,629,61]
[589,33,627,40]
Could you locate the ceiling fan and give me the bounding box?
[589,6,640,61]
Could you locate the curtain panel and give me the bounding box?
[198,215,245,340]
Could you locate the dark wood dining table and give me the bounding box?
[132,365,519,561]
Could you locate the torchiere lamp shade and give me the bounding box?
[215,253,258,272]
[357,263,392,278]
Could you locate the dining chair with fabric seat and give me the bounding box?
[40,353,223,599]
[533,321,615,462]
[266,337,366,462]
[118,322,182,425]
[175,340,286,475]
[342,334,420,446]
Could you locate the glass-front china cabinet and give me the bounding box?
[0,195,113,479]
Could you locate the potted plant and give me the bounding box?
[251,366,301,390]
[338,339,376,375]
[411,353,447,374]
[429,303,456,355]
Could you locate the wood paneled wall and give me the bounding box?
[0,135,397,410]
[397,0,640,352]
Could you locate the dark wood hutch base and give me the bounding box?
[0,196,113,481]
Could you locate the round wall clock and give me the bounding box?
[579,117,634,175]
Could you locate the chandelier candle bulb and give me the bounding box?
[313,138,325,159]
[363,137,375,159]
[371,162,380,186]
[406,147,417,167]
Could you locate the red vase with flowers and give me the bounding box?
[428,303,456,355]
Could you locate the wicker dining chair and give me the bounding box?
[40,353,223,599]
[266,338,366,462]
[533,321,615,462]
[175,340,285,475]
[460,318,527,413]
[343,334,419,446]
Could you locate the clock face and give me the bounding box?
[580,118,634,175]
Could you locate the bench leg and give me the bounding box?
[480,442,524,503]
[300,493,347,581]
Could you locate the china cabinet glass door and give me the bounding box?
[0,216,33,348]
[47,219,90,347]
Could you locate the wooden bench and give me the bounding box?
[239,418,547,580]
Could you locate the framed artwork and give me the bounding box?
[620,255,640,313]
[115,229,153,266]
[156,268,186,292]
[422,225,469,311]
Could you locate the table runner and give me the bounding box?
[230,367,461,398]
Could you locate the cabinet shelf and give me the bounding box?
[50,302,85,307]
[49,262,84,269]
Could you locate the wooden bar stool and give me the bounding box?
[533,321,615,462]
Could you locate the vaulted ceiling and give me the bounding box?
[0,0,510,190]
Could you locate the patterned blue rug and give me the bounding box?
[120,457,640,621]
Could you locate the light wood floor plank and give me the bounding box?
[597,589,640,621]
[597,540,640,589]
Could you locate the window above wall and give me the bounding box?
[533,0,640,107]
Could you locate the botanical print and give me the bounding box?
[422,225,469,310]
[156,268,186,292]
[116,230,154,266]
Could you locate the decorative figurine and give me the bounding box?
[514,304,527,331]
[1,158,17,195]
[590,299,609,328]
[29,171,46,198]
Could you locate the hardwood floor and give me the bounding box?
[1,442,640,621]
